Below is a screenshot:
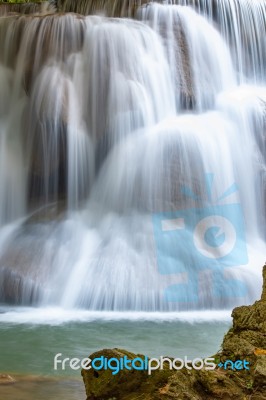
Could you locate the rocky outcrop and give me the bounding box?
[82,265,266,400]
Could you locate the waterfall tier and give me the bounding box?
[0,1,265,310]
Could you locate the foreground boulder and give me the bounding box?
[82,265,266,399]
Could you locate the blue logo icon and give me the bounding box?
[217,359,250,371]
[152,174,248,304]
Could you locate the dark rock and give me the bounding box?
[0,220,61,305]
[0,266,41,305]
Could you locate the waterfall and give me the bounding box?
[58,0,143,17]
[59,0,266,81]
[137,4,236,110]
[0,1,55,16]
[175,0,266,83]
[0,1,265,310]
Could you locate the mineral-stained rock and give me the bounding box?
[82,265,266,400]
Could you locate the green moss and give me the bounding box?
[246,380,253,390]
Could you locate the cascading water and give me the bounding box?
[0,1,55,16]
[174,0,266,83]
[60,0,266,80]
[0,1,265,310]
[58,0,143,17]
[137,4,236,110]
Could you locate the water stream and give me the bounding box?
[0,1,265,312]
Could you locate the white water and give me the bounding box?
[138,4,236,110]
[0,2,265,312]
[0,306,232,325]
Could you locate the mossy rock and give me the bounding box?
[82,348,173,400]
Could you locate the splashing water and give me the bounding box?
[0,1,265,311]
[137,3,236,110]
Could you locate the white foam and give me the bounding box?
[0,307,232,325]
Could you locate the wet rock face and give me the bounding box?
[0,220,62,305]
[0,266,41,305]
[82,266,266,400]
